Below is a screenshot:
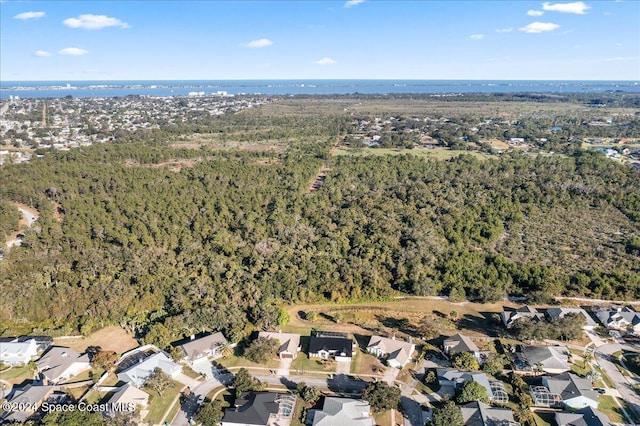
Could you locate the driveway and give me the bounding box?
[382,367,399,385]
[171,377,223,426]
[336,360,351,375]
[595,343,640,422]
[277,358,293,376]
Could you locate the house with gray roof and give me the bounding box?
[177,332,230,364]
[594,307,640,334]
[545,308,597,331]
[221,392,296,426]
[258,331,301,360]
[460,401,520,426]
[501,306,545,329]
[117,351,181,388]
[310,397,373,426]
[36,346,90,384]
[555,407,610,426]
[366,335,415,368]
[0,338,39,366]
[106,383,149,414]
[1,384,53,423]
[519,345,570,374]
[437,369,509,403]
[443,334,481,359]
[531,373,598,409]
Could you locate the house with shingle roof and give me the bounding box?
[460,401,520,426]
[2,385,53,423]
[545,308,597,331]
[36,346,91,384]
[258,331,301,360]
[117,351,181,388]
[520,345,570,374]
[309,332,354,362]
[501,306,545,329]
[555,406,610,426]
[177,332,230,364]
[443,334,481,359]
[531,373,598,409]
[221,392,296,426]
[310,397,373,426]
[366,335,415,368]
[106,383,149,413]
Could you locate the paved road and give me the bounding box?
[595,343,640,422]
[17,207,38,226]
[171,376,225,426]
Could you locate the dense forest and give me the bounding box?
[0,98,638,345]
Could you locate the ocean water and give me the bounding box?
[1,79,638,99]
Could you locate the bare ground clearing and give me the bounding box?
[55,326,138,355]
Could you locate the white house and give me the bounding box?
[366,336,415,368]
[0,339,39,366]
[106,383,149,414]
[308,332,354,362]
[117,351,181,388]
[310,397,373,426]
[443,334,481,360]
[532,373,599,409]
[595,307,640,334]
[521,345,570,374]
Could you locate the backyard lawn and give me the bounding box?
[144,381,183,424]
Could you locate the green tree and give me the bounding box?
[482,354,505,376]
[451,352,480,371]
[194,399,223,426]
[417,316,439,340]
[233,368,265,397]
[41,410,104,425]
[456,380,490,404]
[432,400,464,426]
[297,382,321,403]
[144,368,172,397]
[244,337,279,364]
[362,381,401,412]
[92,350,118,371]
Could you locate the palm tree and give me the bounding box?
[215,342,233,358]
[583,351,593,369]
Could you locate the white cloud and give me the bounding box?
[527,10,544,16]
[14,11,45,20]
[34,50,51,57]
[58,47,88,56]
[243,38,273,48]
[519,22,560,33]
[496,28,513,33]
[344,0,365,8]
[315,57,336,65]
[63,14,129,29]
[470,34,485,40]
[542,2,591,14]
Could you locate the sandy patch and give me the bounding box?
[55,326,138,355]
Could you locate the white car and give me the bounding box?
[197,395,205,405]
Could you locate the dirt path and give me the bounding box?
[4,202,40,249]
[306,135,343,193]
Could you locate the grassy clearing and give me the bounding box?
[217,354,280,370]
[144,381,183,425]
[598,395,628,424]
[291,354,336,374]
[55,326,138,355]
[332,146,491,161]
[533,410,555,426]
[350,351,385,376]
[373,410,392,426]
[0,365,33,384]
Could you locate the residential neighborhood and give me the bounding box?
[1,300,639,426]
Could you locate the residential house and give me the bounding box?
[310,397,373,426]
[436,369,509,404]
[106,383,149,414]
[531,373,598,409]
[443,334,481,360]
[258,331,301,360]
[1,385,53,423]
[366,335,415,368]
[0,338,39,366]
[501,306,545,329]
[545,308,597,331]
[36,346,91,384]
[460,401,520,426]
[594,307,640,334]
[15,336,53,352]
[177,332,230,364]
[117,351,181,388]
[221,392,296,426]
[555,407,610,426]
[518,345,570,374]
[309,332,354,362]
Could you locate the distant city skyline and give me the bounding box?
[1,0,638,81]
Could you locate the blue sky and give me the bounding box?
[1,1,638,81]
